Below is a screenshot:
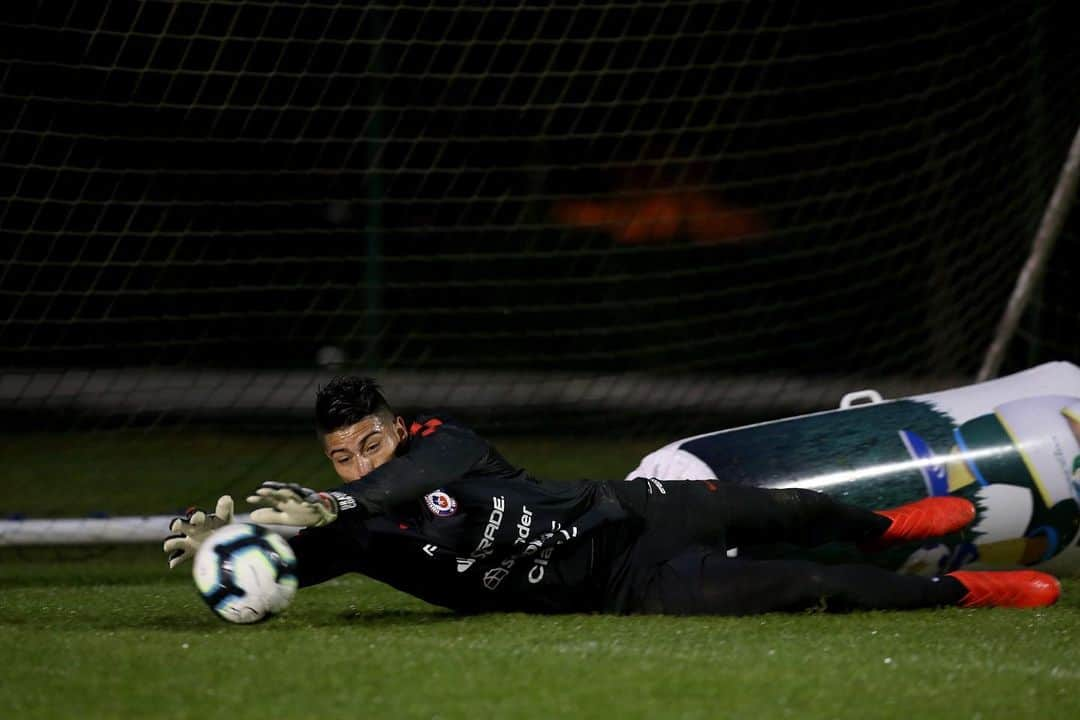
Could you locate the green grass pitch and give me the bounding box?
[3,433,1080,719]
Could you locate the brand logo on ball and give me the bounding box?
[424,490,458,517]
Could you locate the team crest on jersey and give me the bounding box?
[424,490,458,517]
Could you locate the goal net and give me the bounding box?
[2,1,1079,539]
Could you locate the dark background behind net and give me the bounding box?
[2,1,1079,435]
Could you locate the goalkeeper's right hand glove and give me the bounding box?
[162,495,234,569]
[246,482,339,528]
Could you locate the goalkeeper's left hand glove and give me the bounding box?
[246,482,339,528]
[163,495,235,569]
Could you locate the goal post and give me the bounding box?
[977,121,1080,382]
[0,514,299,547]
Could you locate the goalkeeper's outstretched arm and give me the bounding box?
[162,491,351,588]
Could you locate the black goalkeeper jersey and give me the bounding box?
[287,413,632,613]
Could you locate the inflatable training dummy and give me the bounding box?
[627,362,1080,576]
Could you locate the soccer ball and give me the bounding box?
[193,523,299,624]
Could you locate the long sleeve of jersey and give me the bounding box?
[288,525,357,587]
[325,415,489,519]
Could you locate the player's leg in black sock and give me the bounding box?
[610,479,891,566]
[635,551,967,615]
[677,482,891,548]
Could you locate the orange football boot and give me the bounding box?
[871,496,976,546]
[947,570,1061,608]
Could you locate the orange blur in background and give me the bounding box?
[552,190,767,246]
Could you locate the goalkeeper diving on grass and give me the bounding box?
[164,377,1061,615]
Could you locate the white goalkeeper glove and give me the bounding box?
[162,495,235,569]
[246,481,339,528]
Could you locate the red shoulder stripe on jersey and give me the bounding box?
[410,418,443,437]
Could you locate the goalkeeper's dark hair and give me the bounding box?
[315,376,395,434]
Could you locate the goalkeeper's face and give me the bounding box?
[322,413,408,483]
